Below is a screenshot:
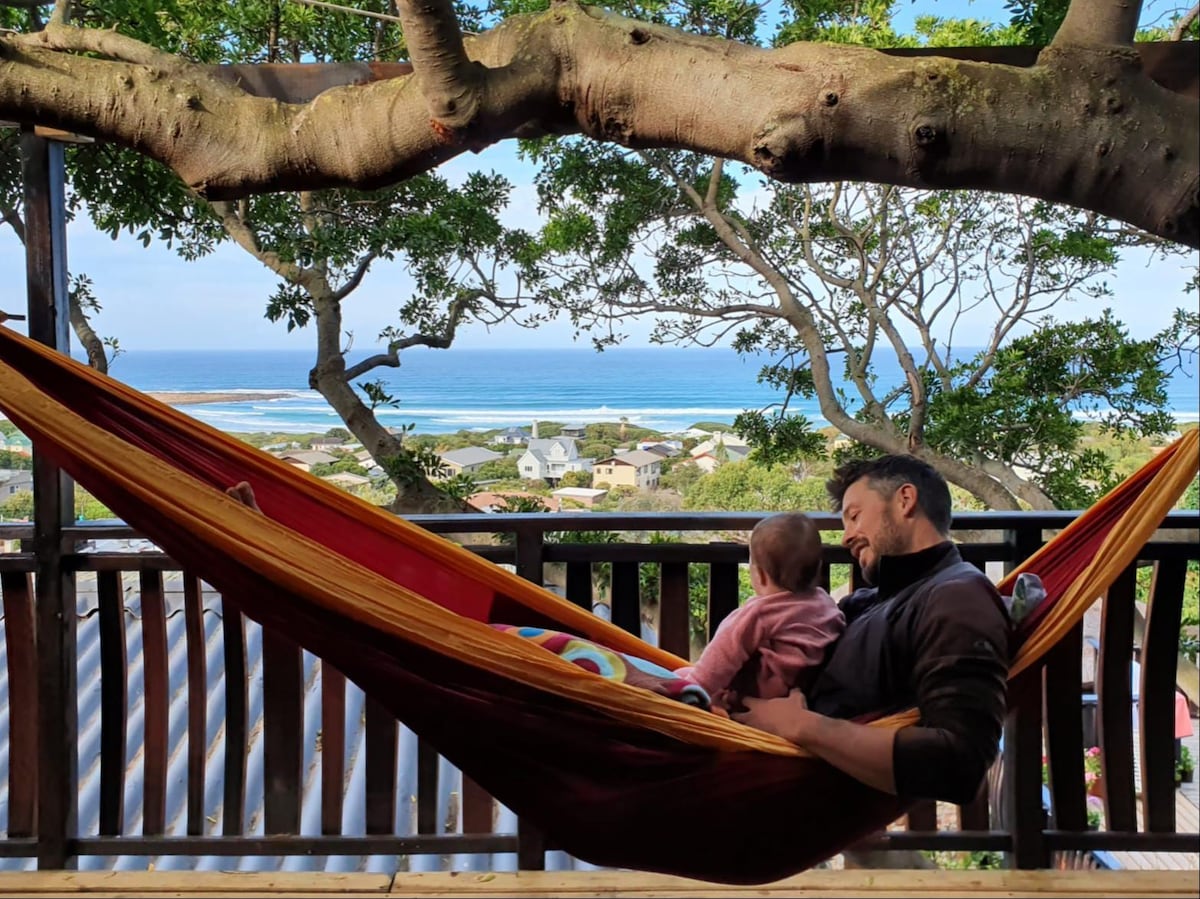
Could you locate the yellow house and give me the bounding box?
[591,450,662,491]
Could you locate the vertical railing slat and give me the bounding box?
[320,662,347,835]
[462,775,494,834]
[513,526,546,870]
[1139,559,1186,833]
[564,561,592,611]
[140,570,170,836]
[1044,623,1087,832]
[707,553,740,638]
[1004,667,1048,869]
[366,698,398,835]
[1097,564,1137,832]
[183,574,207,836]
[415,736,438,835]
[97,571,126,837]
[1,571,38,838]
[610,561,641,636]
[261,627,303,834]
[658,562,691,659]
[221,597,248,835]
[905,800,937,831]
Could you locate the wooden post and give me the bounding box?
[21,130,78,869]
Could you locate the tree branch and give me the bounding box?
[1173,3,1199,39]
[209,200,310,285]
[395,0,480,132]
[1,4,1196,244]
[1054,0,1143,46]
[0,199,25,242]
[331,252,378,302]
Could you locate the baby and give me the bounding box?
[677,512,844,713]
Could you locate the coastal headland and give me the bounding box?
[149,392,292,406]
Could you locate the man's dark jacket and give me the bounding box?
[808,542,1012,805]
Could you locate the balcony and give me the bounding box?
[0,508,1196,888]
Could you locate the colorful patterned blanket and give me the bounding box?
[493,624,712,711]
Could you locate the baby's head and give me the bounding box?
[749,512,823,596]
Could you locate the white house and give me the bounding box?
[439,446,504,475]
[517,437,594,484]
[551,486,608,508]
[492,427,530,446]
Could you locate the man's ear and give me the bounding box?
[895,483,920,519]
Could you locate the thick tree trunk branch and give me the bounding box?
[1054,0,1143,46]
[396,0,480,131]
[1,4,1196,245]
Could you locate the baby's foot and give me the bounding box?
[225,481,262,513]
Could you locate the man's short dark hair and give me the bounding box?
[826,455,952,534]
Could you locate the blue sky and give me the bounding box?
[1,0,1196,352]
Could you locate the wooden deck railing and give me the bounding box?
[0,509,1197,871]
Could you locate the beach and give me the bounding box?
[149,392,292,406]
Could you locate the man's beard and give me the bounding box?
[860,509,906,586]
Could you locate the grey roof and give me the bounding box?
[0,540,627,875]
[439,447,503,467]
[606,450,663,468]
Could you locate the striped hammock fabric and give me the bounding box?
[0,325,1195,882]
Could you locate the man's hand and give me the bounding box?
[732,689,809,745]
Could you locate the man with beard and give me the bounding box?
[733,455,1012,806]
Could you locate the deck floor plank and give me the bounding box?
[1,870,1197,898]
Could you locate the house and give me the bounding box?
[492,427,530,446]
[439,446,503,475]
[0,432,31,456]
[310,437,347,452]
[354,448,374,465]
[551,486,608,508]
[517,437,594,484]
[466,491,559,513]
[689,431,751,472]
[278,450,339,472]
[637,440,682,457]
[0,469,33,497]
[591,450,663,491]
[559,424,588,439]
[689,431,749,459]
[321,472,370,490]
[690,444,750,474]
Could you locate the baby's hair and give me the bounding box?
[750,513,823,593]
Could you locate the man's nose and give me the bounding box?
[841,526,856,546]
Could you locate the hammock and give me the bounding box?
[0,325,1195,883]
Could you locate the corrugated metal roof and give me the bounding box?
[0,538,622,874]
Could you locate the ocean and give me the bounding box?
[81,346,1200,437]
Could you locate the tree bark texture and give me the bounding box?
[0,2,1196,246]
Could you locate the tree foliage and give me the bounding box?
[2,0,1197,516]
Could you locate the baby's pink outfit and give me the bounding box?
[677,588,844,708]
